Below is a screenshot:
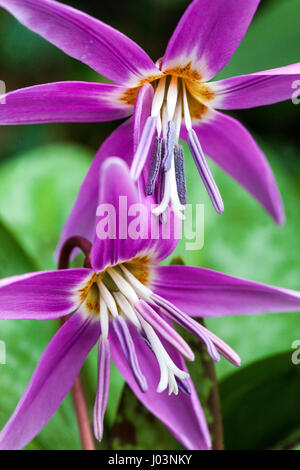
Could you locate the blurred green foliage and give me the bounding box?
[0,0,299,450]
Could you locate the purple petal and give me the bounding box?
[93,337,111,442]
[133,83,154,152]
[109,324,211,450]
[211,63,300,109]
[0,0,160,86]
[130,116,157,181]
[0,268,91,320]
[90,158,179,272]
[162,0,260,81]
[181,110,284,225]
[112,316,147,392]
[0,311,100,450]
[187,129,224,214]
[0,82,133,125]
[153,265,300,318]
[55,118,134,260]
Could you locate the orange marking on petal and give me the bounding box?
[186,81,216,103]
[118,86,141,106]
[163,62,202,83]
[119,75,163,106]
[77,272,98,302]
[124,255,153,286]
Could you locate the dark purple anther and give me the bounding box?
[174,144,187,205]
[146,137,163,195]
[176,377,192,396]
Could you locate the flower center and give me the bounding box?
[131,74,224,220]
[77,256,191,395]
[75,254,239,395]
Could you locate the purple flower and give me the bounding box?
[1,157,300,450]
[0,0,299,222]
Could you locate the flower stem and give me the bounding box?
[71,376,95,450]
[198,319,224,450]
[58,236,95,450]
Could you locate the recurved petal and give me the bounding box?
[109,324,211,450]
[90,158,180,272]
[162,0,260,81]
[0,0,160,86]
[181,110,284,225]
[0,311,100,450]
[0,268,91,320]
[210,63,300,109]
[93,337,111,442]
[0,82,133,125]
[152,265,300,318]
[55,118,134,260]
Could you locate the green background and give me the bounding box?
[0,0,299,450]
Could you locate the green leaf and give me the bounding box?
[216,0,300,79]
[0,143,93,270]
[0,218,37,275]
[220,351,300,450]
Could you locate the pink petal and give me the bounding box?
[0,311,99,450]
[181,110,284,225]
[0,0,160,86]
[109,324,211,450]
[153,265,300,318]
[55,118,134,260]
[162,0,260,81]
[211,63,300,109]
[0,268,91,320]
[0,81,133,124]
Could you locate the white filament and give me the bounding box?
[113,291,140,329]
[151,76,166,117]
[166,76,178,121]
[182,81,192,131]
[120,265,152,300]
[137,313,189,394]
[97,281,118,318]
[107,267,139,304]
[99,297,109,338]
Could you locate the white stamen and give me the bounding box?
[152,158,185,220]
[156,112,162,136]
[100,297,109,338]
[113,291,140,329]
[166,76,178,121]
[168,371,178,396]
[107,267,139,304]
[151,77,166,117]
[182,81,192,131]
[161,105,168,139]
[152,169,172,216]
[120,265,152,300]
[173,94,182,142]
[98,281,118,317]
[137,313,189,394]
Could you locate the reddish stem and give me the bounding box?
[58,236,95,450]
[71,377,95,450]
